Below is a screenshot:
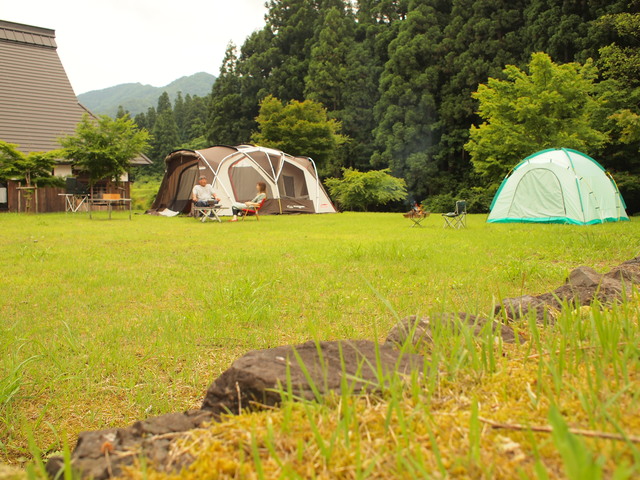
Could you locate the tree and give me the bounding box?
[465,52,609,185]
[207,42,255,145]
[251,95,346,176]
[372,0,449,199]
[0,141,58,187]
[0,141,60,212]
[150,92,180,174]
[324,168,407,211]
[59,114,150,188]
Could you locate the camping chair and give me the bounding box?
[442,200,467,229]
[241,197,266,221]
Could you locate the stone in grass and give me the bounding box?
[605,256,640,285]
[385,312,520,351]
[495,295,548,323]
[46,410,214,480]
[496,265,632,324]
[201,340,424,415]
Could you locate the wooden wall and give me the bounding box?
[4,180,133,213]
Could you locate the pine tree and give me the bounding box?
[150,92,180,174]
[436,0,527,185]
[207,42,255,145]
[372,0,449,199]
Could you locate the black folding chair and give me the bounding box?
[442,200,467,229]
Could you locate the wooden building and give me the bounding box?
[0,19,151,212]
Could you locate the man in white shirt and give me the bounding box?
[192,176,219,207]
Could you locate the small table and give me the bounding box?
[193,204,222,223]
[404,211,430,227]
[59,193,88,213]
[88,198,132,220]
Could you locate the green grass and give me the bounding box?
[0,211,638,477]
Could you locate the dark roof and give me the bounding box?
[0,20,151,165]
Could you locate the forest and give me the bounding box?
[126,0,640,214]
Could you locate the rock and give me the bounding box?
[495,295,548,322]
[496,264,632,324]
[605,257,640,285]
[567,266,603,288]
[385,313,520,350]
[201,340,424,414]
[46,409,214,480]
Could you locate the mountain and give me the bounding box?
[77,72,216,117]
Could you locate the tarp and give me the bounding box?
[488,148,629,225]
[149,145,336,216]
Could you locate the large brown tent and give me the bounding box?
[149,145,336,216]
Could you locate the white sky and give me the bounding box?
[2,0,268,94]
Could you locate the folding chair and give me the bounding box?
[442,200,467,229]
[241,197,266,221]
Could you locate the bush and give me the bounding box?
[614,171,640,215]
[422,186,496,214]
[325,168,408,211]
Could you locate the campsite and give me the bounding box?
[1,211,639,478]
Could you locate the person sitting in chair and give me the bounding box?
[192,176,219,217]
[230,182,267,222]
[192,176,219,206]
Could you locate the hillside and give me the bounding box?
[77,72,216,117]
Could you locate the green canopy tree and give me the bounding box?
[59,114,150,190]
[324,167,407,211]
[465,52,609,185]
[251,95,346,176]
[0,141,60,212]
[0,141,58,187]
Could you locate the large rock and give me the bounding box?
[201,340,424,414]
[385,313,520,350]
[605,256,640,285]
[46,410,213,480]
[496,264,634,323]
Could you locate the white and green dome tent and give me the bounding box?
[487,148,629,225]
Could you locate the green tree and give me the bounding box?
[372,0,449,199]
[437,0,527,184]
[465,52,609,185]
[150,92,179,174]
[0,141,58,187]
[324,167,407,211]
[0,141,61,212]
[251,95,346,176]
[207,42,255,145]
[59,114,150,188]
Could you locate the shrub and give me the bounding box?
[325,168,407,211]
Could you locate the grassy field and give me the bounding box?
[0,211,639,478]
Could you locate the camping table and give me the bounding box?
[88,198,132,220]
[404,211,429,227]
[58,193,88,213]
[193,204,222,223]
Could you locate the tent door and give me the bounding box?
[508,169,566,218]
[170,164,198,213]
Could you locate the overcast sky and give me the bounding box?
[3,0,268,95]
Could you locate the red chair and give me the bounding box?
[241,197,266,221]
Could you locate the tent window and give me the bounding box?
[283,175,295,197]
[230,165,270,200]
